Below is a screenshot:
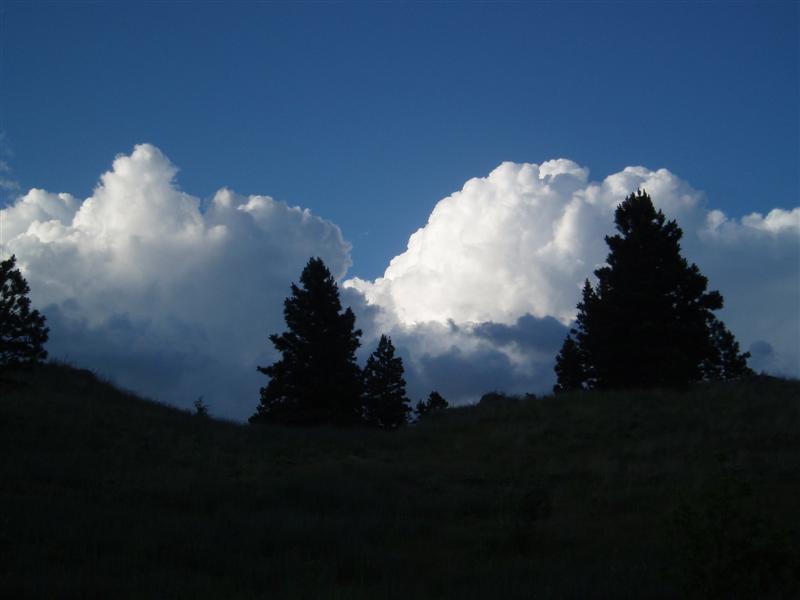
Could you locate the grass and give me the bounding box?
[1,362,798,598]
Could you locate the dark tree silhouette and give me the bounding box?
[193,396,209,418]
[553,334,585,393]
[250,258,363,425]
[362,334,410,429]
[1,255,49,367]
[415,390,449,418]
[702,317,753,381]
[414,399,427,418]
[555,190,749,391]
[426,390,448,412]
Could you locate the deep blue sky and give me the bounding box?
[2,1,797,279]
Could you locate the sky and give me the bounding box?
[1,2,798,419]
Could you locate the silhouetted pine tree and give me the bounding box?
[415,390,448,418]
[0,255,49,367]
[555,190,749,390]
[553,334,585,393]
[362,335,410,429]
[250,258,363,425]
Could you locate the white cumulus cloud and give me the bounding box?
[346,160,800,386]
[3,147,797,418]
[2,144,351,419]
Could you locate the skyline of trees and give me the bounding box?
[2,189,759,418]
[250,257,416,428]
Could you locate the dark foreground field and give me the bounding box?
[1,363,798,599]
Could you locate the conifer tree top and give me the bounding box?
[612,189,670,237]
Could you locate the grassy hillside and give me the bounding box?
[1,362,798,599]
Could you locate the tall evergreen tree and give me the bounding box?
[250,258,363,425]
[0,255,49,367]
[555,190,749,391]
[362,335,410,429]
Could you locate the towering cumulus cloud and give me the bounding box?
[3,147,797,417]
[1,145,351,419]
[346,160,799,399]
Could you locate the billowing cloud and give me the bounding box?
[696,207,800,376]
[2,144,351,419]
[396,314,569,403]
[345,161,714,326]
[346,160,800,386]
[344,285,569,403]
[3,148,797,419]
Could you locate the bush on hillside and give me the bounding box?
[415,391,449,418]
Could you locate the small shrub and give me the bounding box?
[193,396,209,418]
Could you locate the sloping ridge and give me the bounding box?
[2,362,798,598]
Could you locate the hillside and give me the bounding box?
[1,362,798,598]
